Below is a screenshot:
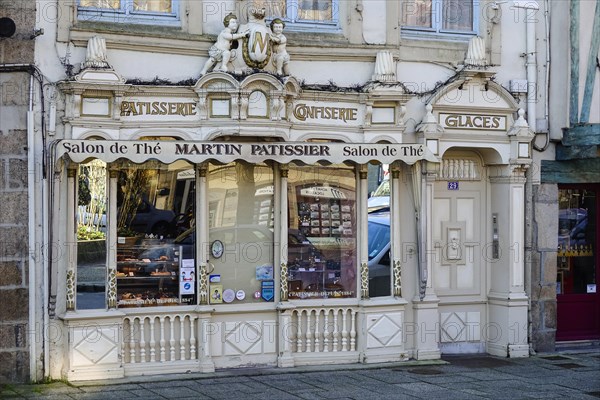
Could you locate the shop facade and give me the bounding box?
[47,58,534,379]
[20,0,551,382]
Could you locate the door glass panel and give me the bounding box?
[557,188,597,295]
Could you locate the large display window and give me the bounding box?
[207,162,275,304]
[115,161,196,308]
[287,164,357,299]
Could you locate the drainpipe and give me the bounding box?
[513,0,540,132]
[512,1,540,355]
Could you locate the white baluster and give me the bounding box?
[128,317,136,364]
[190,316,197,360]
[180,315,187,360]
[332,309,339,352]
[296,310,303,353]
[159,316,166,361]
[169,316,176,361]
[350,310,356,351]
[323,310,329,352]
[341,309,348,352]
[149,316,156,362]
[314,309,320,353]
[306,310,313,352]
[139,317,147,363]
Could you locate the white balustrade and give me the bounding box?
[290,307,357,354]
[122,314,198,364]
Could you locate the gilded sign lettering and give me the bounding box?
[293,103,358,123]
[439,113,507,131]
[120,101,197,117]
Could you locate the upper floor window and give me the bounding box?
[78,0,180,25]
[267,0,339,31]
[402,0,476,35]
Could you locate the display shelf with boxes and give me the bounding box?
[116,243,196,307]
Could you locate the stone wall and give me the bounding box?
[530,184,559,352]
[0,0,36,383]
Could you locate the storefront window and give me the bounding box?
[557,188,597,295]
[116,161,196,308]
[287,164,357,299]
[207,162,274,304]
[77,160,107,310]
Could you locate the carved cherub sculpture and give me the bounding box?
[270,18,290,75]
[200,13,249,75]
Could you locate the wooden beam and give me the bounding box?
[570,0,580,126]
[542,158,600,184]
[580,0,600,123]
[562,124,600,145]
[556,144,598,161]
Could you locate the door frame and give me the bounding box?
[556,183,600,341]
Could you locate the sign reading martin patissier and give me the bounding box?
[55,140,438,165]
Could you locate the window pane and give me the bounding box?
[116,161,196,308]
[402,0,432,28]
[266,0,288,19]
[298,0,333,21]
[77,160,107,310]
[80,0,120,9]
[208,162,274,304]
[368,164,391,297]
[557,188,597,295]
[287,164,356,299]
[133,0,172,13]
[442,0,472,31]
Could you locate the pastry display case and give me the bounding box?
[116,243,195,307]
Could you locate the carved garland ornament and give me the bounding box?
[66,269,75,310]
[360,262,369,299]
[280,262,288,301]
[393,260,402,297]
[199,263,209,305]
[107,268,117,309]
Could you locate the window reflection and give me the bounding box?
[115,161,196,308]
[287,164,356,299]
[76,160,107,310]
[557,188,596,295]
[207,162,274,304]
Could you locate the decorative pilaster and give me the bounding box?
[107,168,119,309]
[198,165,209,305]
[391,166,402,297]
[487,165,529,358]
[66,166,77,311]
[280,164,289,301]
[359,166,369,299]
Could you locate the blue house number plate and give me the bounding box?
[448,182,459,190]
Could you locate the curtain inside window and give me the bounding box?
[80,0,120,9]
[442,0,472,31]
[133,0,172,13]
[402,0,432,28]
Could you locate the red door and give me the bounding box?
[556,185,600,341]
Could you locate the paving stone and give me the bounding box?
[145,386,203,398]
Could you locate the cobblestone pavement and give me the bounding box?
[2,349,599,399]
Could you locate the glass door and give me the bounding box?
[556,185,600,340]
